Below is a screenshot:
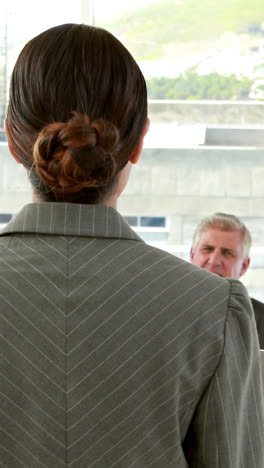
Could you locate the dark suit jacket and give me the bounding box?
[0,203,263,467]
[252,297,264,349]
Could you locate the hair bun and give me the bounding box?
[68,112,120,152]
[32,112,120,195]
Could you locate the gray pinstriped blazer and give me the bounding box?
[0,202,263,467]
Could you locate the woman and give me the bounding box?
[1,24,263,468]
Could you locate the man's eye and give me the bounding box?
[224,251,233,257]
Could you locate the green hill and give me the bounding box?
[100,0,264,60]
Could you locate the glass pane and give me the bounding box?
[124,216,138,226]
[140,216,166,228]
[0,213,13,223]
[94,0,264,301]
[0,0,263,301]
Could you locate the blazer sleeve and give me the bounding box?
[184,279,264,468]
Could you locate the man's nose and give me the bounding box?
[208,251,223,265]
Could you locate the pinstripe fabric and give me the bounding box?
[0,202,263,467]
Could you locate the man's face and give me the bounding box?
[190,228,250,279]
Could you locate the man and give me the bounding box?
[190,212,264,347]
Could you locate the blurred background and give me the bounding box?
[0,0,263,300]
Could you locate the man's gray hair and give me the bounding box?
[192,212,252,259]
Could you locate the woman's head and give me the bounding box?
[6,23,148,203]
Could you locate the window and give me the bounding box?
[124,216,168,245]
[0,213,13,223]
[124,216,166,228]
[0,0,263,300]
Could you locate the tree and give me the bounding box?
[146,71,254,100]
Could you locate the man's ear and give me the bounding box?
[129,118,150,165]
[190,247,195,262]
[240,257,250,277]
[4,119,22,164]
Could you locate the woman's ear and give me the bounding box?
[4,119,22,164]
[129,118,150,165]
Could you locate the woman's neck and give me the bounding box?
[31,189,118,209]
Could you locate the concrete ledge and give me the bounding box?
[148,100,264,124]
[204,126,264,146]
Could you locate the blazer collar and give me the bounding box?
[0,203,142,242]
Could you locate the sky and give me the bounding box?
[1,0,261,79]
[1,0,160,33]
[0,0,159,62]
[93,0,159,20]
[0,0,162,75]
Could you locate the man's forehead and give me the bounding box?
[199,228,243,246]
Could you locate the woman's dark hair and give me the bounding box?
[7,23,147,203]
